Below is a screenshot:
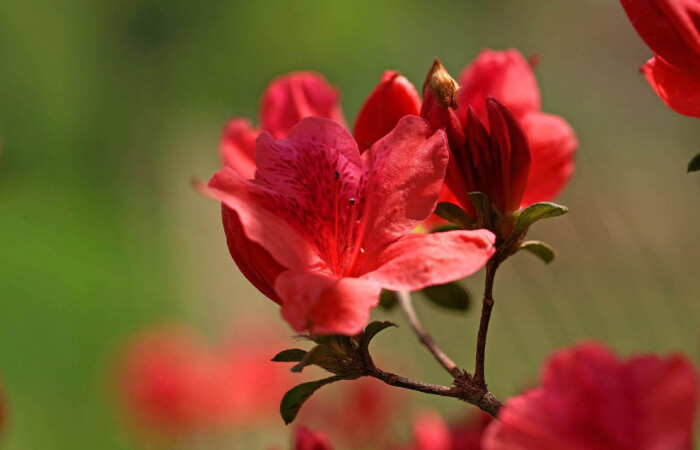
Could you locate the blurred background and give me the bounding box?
[0,0,698,448]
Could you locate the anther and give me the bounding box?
[333,171,340,180]
[348,197,355,205]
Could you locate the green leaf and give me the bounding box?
[688,153,700,173]
[421,281,471,311]
[466,192,493,229]
[360,320,398,349]
[280,376,343,424]
[378,289,398,310]
[434,202,473,229]
[520,240,556,264]
[291,344,341,373]
[271,348,307,362]
[514,202,568,236]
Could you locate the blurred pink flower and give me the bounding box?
[399,409,492,450]
[210,115,495,335]
[483,341,699,449]
[292,426,335,450]
[620,0,700,118]
[117,324,293,436]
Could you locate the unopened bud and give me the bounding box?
[423,58,460,109]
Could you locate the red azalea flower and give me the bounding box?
[482,341,699,449]
[292,426,334,450]
[117,325,293,436]
[210,116,495,335]
[354,50,577,215]
[620,0,700,117]
[399,409,492,450]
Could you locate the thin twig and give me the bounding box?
[367,366,502,417]
[397,291,462,377]
[474,260,499,384]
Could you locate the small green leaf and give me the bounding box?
[421,282,471,311]
[280,376,343,424]
[291,344,342,373]
[514,202,568,236]
[520,240,556,264]
[378,289,398,310]
[271,348,307,362]
[360,320,398,349]
[467,192,493,229]
[688,153,700,173]
[435,202,473,229]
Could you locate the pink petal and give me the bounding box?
[221,205,286,304]
[220,118,259,179]
[457,49,540,125]
[360,230,495,292]
[620,0,700,76]
[276,271,381,335]
[260,72,346,139]
[642,55,700,118]
[208,167,322,271]
[483,341,699,450]
[360,116,451,256]
[254,118,363,270]
[293,426,335,450]
[519,112,577,207]
[411,411,451,450]
[354,71,422,152]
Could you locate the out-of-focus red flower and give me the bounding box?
[292,426,334,450]
[306,376,404,447]
[620,0,700,117]
[118,325,293,436]
[399,409,493,450]
[483,341,699,449]
[209,116,495,335]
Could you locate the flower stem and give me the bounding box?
[474,260,500,384]
[397,291,462,377]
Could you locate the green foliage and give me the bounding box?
[514,202,569,236]
[520,240,556,264]
[421,282,472,311]
[280,377,343,425]
[271,349,307,362]
[434,202,473,229]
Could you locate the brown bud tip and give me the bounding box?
[528,53,540,69]
[423,58,460,109]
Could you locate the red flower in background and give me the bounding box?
[483,342,699,449]
[210,116,495,334]
[620,0,700,118]
[354,49,577,219]
[117,325,293,436]
[292,426,335,450]
[400,409,492,450]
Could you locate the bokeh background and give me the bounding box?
[0,0,698,448]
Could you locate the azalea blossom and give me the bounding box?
[292,426,334,450]
[210,116,495,334]
[117,324,293,436]
[483,341,699,449]
[354,49,577,216]
[620,0,700,118]
[400,409,492,450]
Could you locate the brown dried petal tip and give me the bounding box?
[423,58,460,109]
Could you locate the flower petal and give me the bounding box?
[620,0,700,76]
[209,167,322,271]
[254,118,363,269]
[221,205,286,304]
[483,341,699,450]
[457,49,540,125]
[354,71,421,152]
[276,271,381,335]
[220,119,259,178]
[360,230,495,292]
[260,72,346,139]
[360,116,451,255]
[642,55,700,118]
[519,112,577,207]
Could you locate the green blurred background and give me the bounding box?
[0,0,698,448]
